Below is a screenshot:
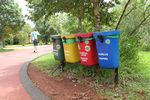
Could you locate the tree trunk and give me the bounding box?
[78,16,83,32]
[0,35,4,48]
[0,41,3,49]
[45,36,48,45]
[91,0,100,31]
[77,1,84,33]
[2,40,5,48]
[115,0,131,29]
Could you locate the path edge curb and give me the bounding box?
[19,53,50,100]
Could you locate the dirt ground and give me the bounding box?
[28,64,105,100]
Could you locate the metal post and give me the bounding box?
[60,60,65,72]
[114,68,118,85]
[51,60,65,75]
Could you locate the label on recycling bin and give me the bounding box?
[56,44,61,50]
[81,57,88,62]
[85,46,91,52]
[105,39,111,44]
[80,52,88,62]
[80,52,88,56]
[65,50,70,57]
[98,53,109,61]
[79,44,91,63]
[53,49,59,56]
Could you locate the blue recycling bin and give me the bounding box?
[94,30,121,69]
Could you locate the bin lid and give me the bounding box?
[94,30,121,37]
[75,33,93,38]
[62,38,76,44]
[61,34,76,39]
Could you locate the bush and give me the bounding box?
[141,44,150,51]
[140,32,150,51]
[119,34,141,88]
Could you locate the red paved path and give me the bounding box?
[0,45,52,100]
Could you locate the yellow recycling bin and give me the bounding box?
[61,34,80,63]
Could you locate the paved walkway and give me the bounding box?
[0,45,52,100]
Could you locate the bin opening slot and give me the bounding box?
[97,35,104,43]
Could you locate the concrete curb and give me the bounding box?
[19,54,50,100]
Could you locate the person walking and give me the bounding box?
[31,30,40,53]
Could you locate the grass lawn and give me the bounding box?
[0,49,14,52]
[32,51,150,99]
[5,44,33,48]
[32,53,59,73]
[139,51,150,79]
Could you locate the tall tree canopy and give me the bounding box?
[26,0,120,32]
[0,0,25,41]
[35,17,60,44]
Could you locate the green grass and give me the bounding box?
[32,51,150,99]
[99,51,150,99]
[32,53,59,72]
[138,51,150,79]
[32,53,97,76]
[0,49,13,52]
[6,44,33,48]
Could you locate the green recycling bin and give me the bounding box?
[51,35,65,62]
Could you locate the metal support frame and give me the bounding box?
[51,60,65,75]
[114,68,118,85]
[60,60,65,72]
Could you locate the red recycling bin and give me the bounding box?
[76,33,98,66]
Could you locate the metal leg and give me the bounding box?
[114,68,118,85]
[60,60,65,72]
[51,60,65,75]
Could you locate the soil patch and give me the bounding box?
[28,64,105,100]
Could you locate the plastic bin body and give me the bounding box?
[76,33,98,66]
[51,35,65,61]
[62,34,80,63]
[94,30,121,69]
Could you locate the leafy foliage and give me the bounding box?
[0,0,25,40]
[35,18,60,44]
[26,0,120,33]
[118,0,150,69]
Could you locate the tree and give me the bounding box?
[26,0,120,33]
[116,0,150,35]
[113,0,150,80]
[35,18,59,44]
[0,0,25,47]
[20,24,33,45]
[90,0,100,31]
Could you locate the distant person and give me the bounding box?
[31,30,40,53]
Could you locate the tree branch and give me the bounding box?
[115,0,131,29]
[129,14,150,35]
[123,6,136,18]
[143,20,150,25]
[143,5,150,17]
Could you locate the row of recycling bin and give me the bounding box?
[51,30,121,69]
